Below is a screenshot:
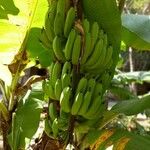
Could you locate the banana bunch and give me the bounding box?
[41,0,117,144]
[40,0,77,62]
[80,19,114,75]
[70,77,106,119]
[43,61,72,101]
[44,102,70,140]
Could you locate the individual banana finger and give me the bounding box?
[61,73,72,89]
[82,18,90,33]
[44,117,52,137]
[64,29,76,61]
[55,79,62,100]
[93,83,103,98]
[54,12,65,36]
[61,61,72,77]
[71,34,82,65]
[84,39,103,67]
[60,87,72,113]
[76,77,87,95]
[51,61,62,87]
[44,1,57,42]
[78,91,92,116]
[39,28,52,49]
[87,43,107,73]
[87,78,96,95]
[71,92,83,115]
[48,83,56,100]
[48,62,55,79]
[91,22,99,50]
[52,118,59,138]
[53,36,66,62]
[80,32,92,65]
[83,95,102,119]
[103,46,113,69]
[49,103,58,121]
[54,0,66,36]
[64,7,76,37]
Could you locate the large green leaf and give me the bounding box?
[82,0,121,52]
[97,95,150,130]
[26,1,52,67]
[111,95,150,116]
[122,14,150,50]
[83,129,150,150]
[8,91,43,149]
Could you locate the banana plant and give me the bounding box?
[0,0,150,150]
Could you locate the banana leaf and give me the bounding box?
[83,129,150,150]
[8,88,43,150]
[122,14,150,50]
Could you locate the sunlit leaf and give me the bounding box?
[0,0,37,64]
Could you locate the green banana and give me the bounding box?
[91,22,99,50]
[78,91,92,116]
[82,18,90,33]
[49,103,58,121]
[64,29,76,61]
[52,118,59,138]
[58,110,70,130]
[44,1,57,42]
[93,83,103,98]
[61,73,72,89]
[71,34,82,65]
[74,118,99,134]
[87,43,107,73]
[56,0,65,14]
[39,28,52,49]
[54,12,64,36]
[44,117,52,137]
[61,61,72,77]
[101,72,111,89]
[64,7,76,37]
[55,79,62,100]
[103,46,113,68]
[48,83,56,100]
[60,87,72,113]
[84,39,103,67]
[48,62,55,79]
[53,36,66,62]
[83,95,102,119]
[51,61,62,87]
[80,32,92,65]
[58,117,69,131]
[71,92,83,115]
[87,78,96,94]
[54,0,66,36]
[76,77,87,94]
